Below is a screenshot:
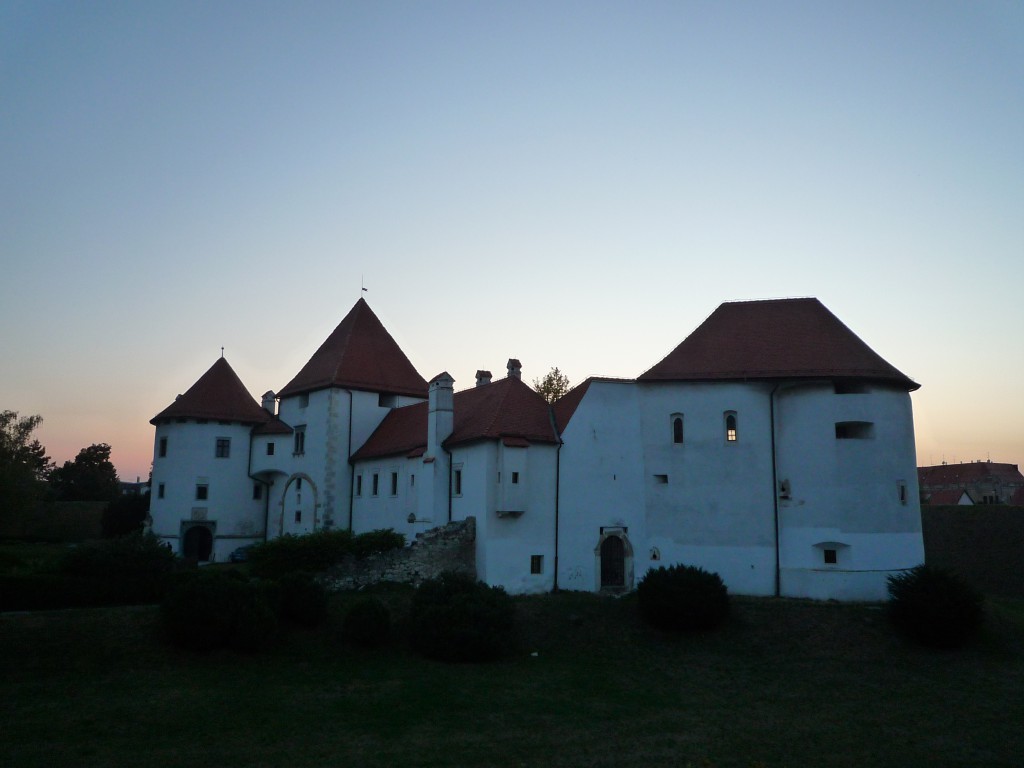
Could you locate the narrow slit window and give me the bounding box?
[672,415,684,444]
[390,472,398,496]
[454,469,463,496]
[511,471,520,484]
[159,437,167,457]
[355,474,362,497]
[372,473,379,496]
[725,412,738,442]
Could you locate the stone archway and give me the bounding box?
[595,529,634,592]
[280,473,318,536]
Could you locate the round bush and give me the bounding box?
[342,597,392,647]
[887,565,984,648]
[161,570,277,652]
[410,572,516,662]
[637,564,730,632]
[278,573,328,627]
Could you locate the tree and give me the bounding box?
[532,367,571,404]
[51,443,121,502]
[0,411,53,517]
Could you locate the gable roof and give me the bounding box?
[918,462,1024,487]
[151,358,270,425]
[923,488,974,505]
[352,376,559,461]
[277,298,428,399]
[638,298,919,390]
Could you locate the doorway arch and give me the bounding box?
[595,529,634,591]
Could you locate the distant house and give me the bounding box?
[918,461,1024,506]
[922,488,974,506]
[149,297,925,601]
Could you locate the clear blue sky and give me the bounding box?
[2,1,1022,481]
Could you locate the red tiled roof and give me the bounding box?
[253,415,294,436]
[151,358,270,425]
[918,462,1024,487]
[638,298,919,390]
[350,401,428,461]
[552,378,594,433]
[352,376,559,461]
[277,299,428,399]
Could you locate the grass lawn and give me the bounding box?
[3,590,1023,768]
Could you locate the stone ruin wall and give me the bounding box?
[321,517,476,592]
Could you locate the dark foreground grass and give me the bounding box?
[3,590,1023,768]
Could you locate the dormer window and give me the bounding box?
[725,411,738,442]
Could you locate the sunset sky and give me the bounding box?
[2,1,1022,482]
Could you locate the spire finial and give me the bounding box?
[221,346,224,359]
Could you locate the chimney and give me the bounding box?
[427,372,454,456]
[475,370,492,387]
[506,359,522,380]
[261,390,277,415]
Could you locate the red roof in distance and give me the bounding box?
[278,298,428,399]
[151,358,269,425]
[638,298,919,390]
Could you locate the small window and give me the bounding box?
[672,414,684,444]
[215,437,230,458]
[294,426,306,455]
[253,483,263,500]
[158,436,168,457]
[299,393,309,408]
[835,421,874,440]
[898,481,907,505]
[266,442,275,456]
[158,483,165,499]
[410,474,415,488]
[823,549,837,565]
[511,471,520,484]
[654,474,668,484]
[372,473,379,496]
[355,474,363,497]
[296,478,302,491]
[195,484,208,501]
[390,472,398,496]
[725,411,738,442]
[294,510,301,523]
[530,555,543,574]
[454,469,463,496]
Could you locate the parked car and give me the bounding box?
[228,544,256,563]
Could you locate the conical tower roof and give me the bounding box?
[151,358,270,425]
[638,298,919,390]
[277,298,428,399]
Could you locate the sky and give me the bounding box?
[2,0,1022,483]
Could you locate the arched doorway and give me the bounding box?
[183,525,213,561]
[600,535,625,588]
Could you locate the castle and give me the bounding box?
[149,297,925,600]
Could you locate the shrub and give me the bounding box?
[161,570,277,652]
[278,573,328,627]
[247,529,404,579]
[409,572,516,662]
[637,564,730,632]
[57,532,177,605]
[342,597,392,647]
[887,564,984,648]
[247,530,354,579]
[352,528,405,559]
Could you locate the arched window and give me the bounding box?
[724,411,738,442]
[671,414,684,444]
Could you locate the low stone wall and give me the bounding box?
[322,517,476,592]
[922,505,1024,597]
